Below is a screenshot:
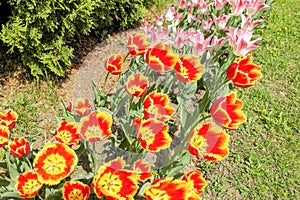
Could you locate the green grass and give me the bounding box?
[199,0,300,199]
[0,80,61,158]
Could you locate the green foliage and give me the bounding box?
[0,0,149,77]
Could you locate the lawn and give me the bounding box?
[199,0,300,199]
[0,0,299,199]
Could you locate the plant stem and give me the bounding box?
[103,72,110,92]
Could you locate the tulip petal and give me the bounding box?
[33,142,78,185]
[188,122,230,161]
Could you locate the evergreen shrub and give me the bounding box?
[0,0,148,77]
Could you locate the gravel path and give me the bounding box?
[71,28,140,103]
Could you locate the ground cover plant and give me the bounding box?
[1,0,298,199]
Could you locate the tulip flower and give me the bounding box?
[54,121,79,146]
[105,54,123,75]
[228,0,246,16]
[146,42,179,72]
[91,158,139,199]
[9,137,30,158]
[144,177,200,200]
[210,92,246,129]
[131,159,153,182]
[212,13,231,30]
[165,7,175,21]
[182,170,207,194]
[174,54,205,82]
[74,98,92,116]
[124,72,149,97]
[62,181,90,200]
[226,27,261,56]
[127,32,150,56]
[79,110,112,142]
[133,118,172,152]
[245,0,269,16]
[226,54,262,88]
[0,125,10,148]
[143,91,175,122]
[16,171,43,199]
[0,110,18,129]
[33,142,78,185]
[188,122,230,161]
[215,0,228,10]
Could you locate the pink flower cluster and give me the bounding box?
[141,0,269,57]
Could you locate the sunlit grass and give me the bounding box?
[199,0,300,199]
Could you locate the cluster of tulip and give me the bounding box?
[0,0,270,199]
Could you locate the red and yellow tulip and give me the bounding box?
[91,157,139,200]
[182,170,207,194]
[0,110,18,129]
[188,122,230,161]
[62,181,90,200]
[74,98,92,116]
[124,72,149,97]
[54,121,79,146]
[146,42,179,72]
[210,92,246,130]
[174,54,205,82]
[0,125,10,148]
[133,118,172,152]
[33,142,78,185]
[131,159,152,182]
[143,91,175,122]
[9,137,30,158]
[226,54,262,88]
[79,110,112,142]
[105,54,124,75]
[128,32,150,56]
[16,171,43,199]
[143,178,197,200]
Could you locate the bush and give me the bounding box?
[0,0,148,77]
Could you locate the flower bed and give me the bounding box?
[0,0,271,199]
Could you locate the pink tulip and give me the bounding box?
[212,13,231,30]
[210,36,225,49]
[245,0,269,16]
[197,0,211,14]
[156,15,164,26]
[201,19,213,32]
[173,28,188,49]
[229,0,246,16]
[179,0,188,8]
[226,27,261,56]
[187,4,200,23]
[165,7,175,22]
[241,14,262,31]
[215,0,228,10]
[189,31,212,56]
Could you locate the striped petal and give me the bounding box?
[55,121,79,146]
[133,118,172,152]
[124,72,149,97]
[174,54,205,82]
[146,42,179,72]
[128,32,150,56]
[188,122,230,161]
[79,110,112,142]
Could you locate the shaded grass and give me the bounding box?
[199,0,300,199]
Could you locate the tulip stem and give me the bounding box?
[126,96,134,118]
[123,52,130,63]
[103,72,110,92]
